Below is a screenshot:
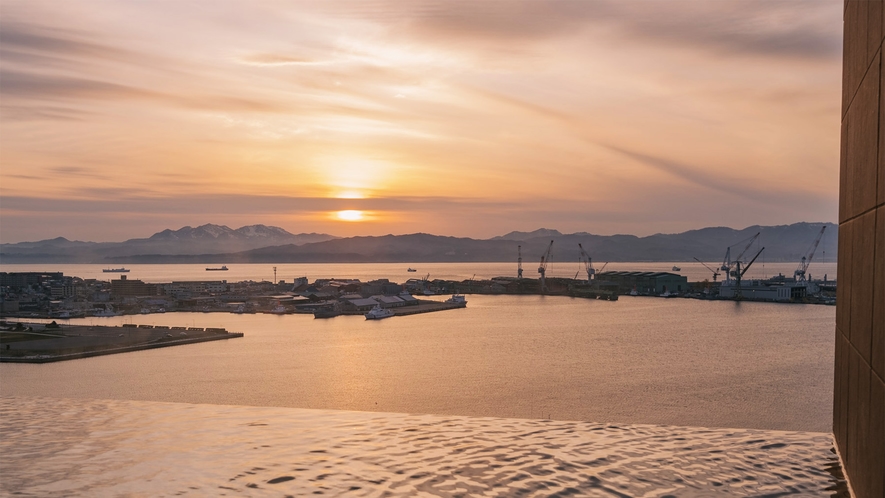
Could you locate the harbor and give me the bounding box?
[0,262,836,323]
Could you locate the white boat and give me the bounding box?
[269,304,287,314]
[103,267,130,273]
[365,305,394,320]
[445,294,467,306]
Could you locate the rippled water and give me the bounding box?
[0,397,848,497]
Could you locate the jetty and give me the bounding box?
[0,322,243,363]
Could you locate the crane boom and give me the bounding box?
[693,257,721,281]
[794,226,826,281]
[734,232,761,263]
[578,243,595,281]
[538,240,554,293]
[741,247,765,277]
[721,232,760,283]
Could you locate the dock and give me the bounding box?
[392,300,467,316]
[319,299,467,318]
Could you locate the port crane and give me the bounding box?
[693,257,721,281]
[517,245,523,279]
[538,240,554,293]
[721,232,760,284]
[794,226,826,282]
[732,247,765,300]
[578,243,595,282]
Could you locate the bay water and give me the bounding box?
[1,261,835,432]
[0,262,841,495]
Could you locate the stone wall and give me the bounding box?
[835,2,885,497]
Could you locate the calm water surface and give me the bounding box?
[2,260,839,283]
[1,294,835,432]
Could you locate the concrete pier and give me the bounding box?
[0,323,243,363]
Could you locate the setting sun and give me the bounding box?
[336,210,364,222]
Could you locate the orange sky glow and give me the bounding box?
[0,0,843,243]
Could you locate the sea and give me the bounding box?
[3,260,839,284]
[0,262,844,496]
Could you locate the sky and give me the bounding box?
[0,0,843,243]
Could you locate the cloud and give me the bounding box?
[236,52,331,66]
[0,21,135,62]
[0,193,517,215]
[602,144,818,207]
[0,1,841,243]
[49,166,100,178]
[0,69,164,100]
[0,104,91,121]
[380,0,840,60]
[0,69,286,113]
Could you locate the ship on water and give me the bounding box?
[102,267,130,273]
[206,265,229,271]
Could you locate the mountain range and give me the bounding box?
[0,225,337,263]
[0,222,837,264]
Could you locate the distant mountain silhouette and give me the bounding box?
[1,222,837,264]
[0,224,337,263]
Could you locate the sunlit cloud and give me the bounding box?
[235,52,333,66]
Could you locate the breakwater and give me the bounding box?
[0,323,243,363]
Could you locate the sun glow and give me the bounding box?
[336,210,364,222]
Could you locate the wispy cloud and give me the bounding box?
[236,52,332,66]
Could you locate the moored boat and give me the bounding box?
[365,305,394,320]
[445,294,467,306]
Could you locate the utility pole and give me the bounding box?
[273,266,277,284]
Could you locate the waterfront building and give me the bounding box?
[110,276,158,298]
[0,272,63,288]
